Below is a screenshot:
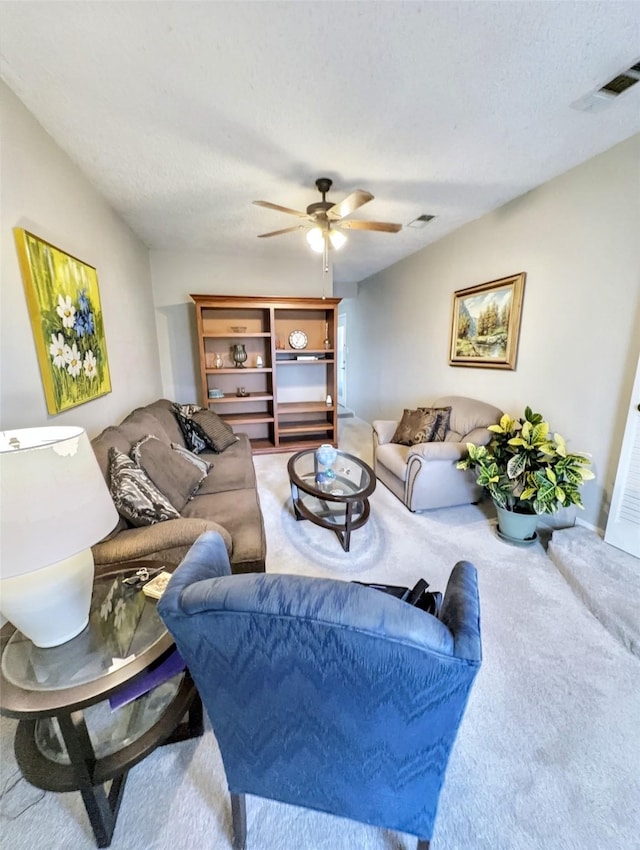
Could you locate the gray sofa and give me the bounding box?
[91,399,266,573]
[372,395,502,512]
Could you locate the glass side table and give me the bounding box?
[0,562,203,848]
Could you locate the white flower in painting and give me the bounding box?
[56,294,76,329]
[48,333,66,368]
[64,342,82,377]
[83,350,97,380]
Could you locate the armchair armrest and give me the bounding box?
[158,531,233,619]
[372,420,399,445]
[407,441,469,462]
[439,561,482,662]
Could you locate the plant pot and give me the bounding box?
[494,504,538,542]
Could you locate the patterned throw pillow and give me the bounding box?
[190,409,239,453]
[131,436,205,511]
[107,447,180,527]
[172,405,208,454]
[171,443,212,476]
[391,408,441,446]
[418,406,452,442]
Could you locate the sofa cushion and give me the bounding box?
[173,406,208,453]
[118,409,172,447]
[391,408,440,446]
[191,409,239,453]
[92,426,133,481]
[195,435,257,494]
[143,399,189,446]
[108,447,180,527]
[418,406,452,442]
[182,488,265,567]
[433,396,502,441]
[131,436,205,511]
[171,443,212,476]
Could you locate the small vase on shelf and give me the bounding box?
[214,353,224,369]
[232,344,247,368]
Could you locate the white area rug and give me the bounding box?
[2,418,639,850]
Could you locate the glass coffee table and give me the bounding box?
[0,562,202,848]
[287,449,376,551]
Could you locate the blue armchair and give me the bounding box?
[158,532,482,849]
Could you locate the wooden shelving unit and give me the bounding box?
[191,295,341,454]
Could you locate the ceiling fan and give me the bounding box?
[253,178,402,261]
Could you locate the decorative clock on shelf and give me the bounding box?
[288,330,308,350]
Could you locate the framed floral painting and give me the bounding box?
[449,272,526,370]
[14,228,112,413]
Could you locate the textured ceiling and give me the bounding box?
[1,1,639,284]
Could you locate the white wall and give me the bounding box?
[149,249,334,403]
[346,134,640,531]
[0,82,162,436]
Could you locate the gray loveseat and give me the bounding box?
[91,399,266,573]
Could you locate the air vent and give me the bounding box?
[571,57,640,113]
[408,214,436,229]
[599,73,639,96]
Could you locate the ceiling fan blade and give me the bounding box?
[253,200,310,218]
[257,225,306,238]
[335,220,402,233]
[326,190,374,220]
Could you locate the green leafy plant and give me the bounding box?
[457,407,595,514]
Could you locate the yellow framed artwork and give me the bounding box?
[449,272,526,370]
[14,228,112,413]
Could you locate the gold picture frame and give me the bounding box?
[14,228,112,413]
[449,272,526,370]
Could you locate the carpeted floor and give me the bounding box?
[1,417,639,850]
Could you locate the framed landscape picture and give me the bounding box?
[449,272,526,369]
[14,228,112,413]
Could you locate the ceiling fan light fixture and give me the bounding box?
[306,227,325,253]
[329,229,347,250]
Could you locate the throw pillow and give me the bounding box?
[171,443,212,476]
[172,405,208,454]
[190,409,239,453]
[418,406,452,442]
[391,408,440,446]
[131,436,205,511]
[107,447,180,527]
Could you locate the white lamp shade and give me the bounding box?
[0,426,118,580]
[329,229,347,250]
[306,227,325,253]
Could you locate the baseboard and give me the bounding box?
[575,516,604,537]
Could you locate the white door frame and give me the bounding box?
[605,354,640,557]
[337,313,347,408]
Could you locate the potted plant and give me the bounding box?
[457,407,595,542]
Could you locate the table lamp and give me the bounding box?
[0,426,118,647]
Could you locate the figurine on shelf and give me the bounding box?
[214,353,224,369]
[323,322,331,350]
[255,355,264,368]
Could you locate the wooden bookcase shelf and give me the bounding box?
[191,295,341,454]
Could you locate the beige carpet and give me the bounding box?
[1,417,639,850]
